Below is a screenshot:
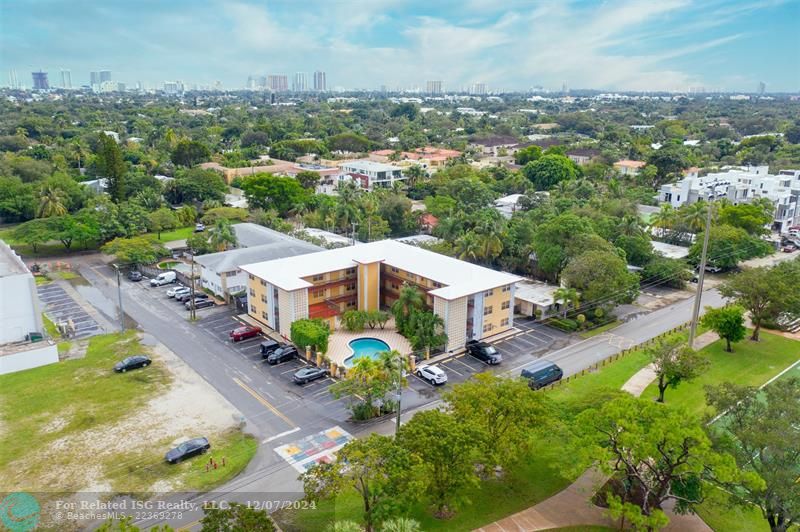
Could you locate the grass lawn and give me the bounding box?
[579,320,622,339]
[0,227,98,258]
[41,313,59,338]
[695,487,772,532]
[275,442,575,532]
[153,226,194,242]
[640,331,800,417]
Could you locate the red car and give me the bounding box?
[230,325,262,342]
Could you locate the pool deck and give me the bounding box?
[327,320,412,368]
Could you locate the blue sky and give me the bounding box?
[1,0,798,92]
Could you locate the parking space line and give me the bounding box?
[442,362,464,377]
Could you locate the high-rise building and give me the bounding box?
[246,75,256,90]
[8,69,19,89]
[426,80,443,94]
[60,69,72,89]
[758,81,766,95]
[90,71,101,87]
[313,71,327,91]
[293,72,307,92]
[471,82,487,95]
[257,76,267,89]
[31,71,49,90]
[163,81,183,95]
[268,74,288,92]
[100,70,112,83]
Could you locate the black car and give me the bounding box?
[266,346,298,365]
[127,271,143,282]
[465,340,502,364]
[185,298,214,309]
[177,291,209,303]
[114,355,151,372]
[165,437,210,464]
[293,366,327,384]
[259,339,284,355]
[521,360,563,390]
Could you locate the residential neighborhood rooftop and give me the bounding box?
[195,239,322,274]
[241,239,522,300]
[0,240,29,277]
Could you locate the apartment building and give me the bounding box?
[337,160,405,190]
[659,166,799,233]
[240,240,521,351]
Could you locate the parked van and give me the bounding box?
[521,360,563,390]
[150,271,177,286]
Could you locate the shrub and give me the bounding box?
[342,310,367,332]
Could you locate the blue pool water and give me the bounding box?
[344,338,390,368]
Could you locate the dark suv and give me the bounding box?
[266,345,298,365]
[465,340,502,364]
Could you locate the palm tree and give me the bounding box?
[454,232,481,263]
[554,287,580,318]
[377,349,408,383]
[390,284,424,334]
[407,311,447,359]
[404,164,427,188]
[208,219,238,251]
[37,186,67,218]
[618,215,644,237]
[648,204,675,238]
[607,177,623,199]
[680,202,708,233]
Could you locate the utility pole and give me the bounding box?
[395,354,403,435]
[351,222,358,246]
[688,202,713,349]
[189,253,196,320]
[113,264,125,332]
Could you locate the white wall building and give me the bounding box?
[658,166,799,233]
[0,240,59,374]
[337,160,405,190]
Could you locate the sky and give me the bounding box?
[1,0,799,92]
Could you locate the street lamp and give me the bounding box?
[394,353,405,435]
[111,263,125,332]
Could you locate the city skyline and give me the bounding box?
[1,0,799,92]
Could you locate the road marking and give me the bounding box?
[233,377,295,427]
[262,427,301,444]
[177,518,202,531]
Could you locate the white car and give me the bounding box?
[416,364,447,385]
[167,286,190,298]
[195,223,206,232]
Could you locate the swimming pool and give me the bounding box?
[344,338,391,368]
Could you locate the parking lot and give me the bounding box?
[37,283,103,339]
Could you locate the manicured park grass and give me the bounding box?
[639,330,800,417]
[695,487,771,532]
[154,225,195,242]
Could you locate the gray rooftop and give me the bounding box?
[233,223,303,249]
[0,240,30,277]
[195,238,322,274]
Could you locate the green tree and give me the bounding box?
[95,133,127,203]
[514,145,542,165]
[208,218,238,251]
[718,201,774,236]
[521,153,579,190]
[186,233,213,255]
[96,515,173,531]
[330,356,395,419]
[342,310,367,332]
[576,395,739,528]
[326,132,371,153]
[11,218,54,252]
[390,284,425,335]
[688,224,772,270]
[562,249,640,307]
[200,502,275,532]
[164,169,227,204]
[147,208,178,239]
[240,173,310,216]
[706,379,800,532]
[301,434,422,532]
[406,310,447,358]
[290,318,330,354]
[171,139,211,167]
[397,410,479,518]
[646,144,688,187]
[444,373,551,470]
[615,234,653,267]
[642,256,692,289]
[530,213,595,281]
[37,185,68,218]
[296,170,322,190]
[719,263,800,341]
[679,202,709,234]
[101,236,167,265]
[645,335,708,402]
[553,287,580,318]
[701,305,747,352]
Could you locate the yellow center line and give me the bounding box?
[233,377,295,427]
[177,518,202,531]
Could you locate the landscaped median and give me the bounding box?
[0,330,256,497]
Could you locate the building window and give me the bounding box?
[501,317,510,327]
[248,274,254,281]
[313,289,325,298]
[501,285,511,293]
[433,281,443,288]
[391,282,399,290]
[391,266,399,274]
[261,295,267,303]
[312,274,324,282]
[484,289,494,297]
[261,311,268,320]
[347,300,356,307]
[249,288,255,297]
[483,306,493,316]
[501,300,510,310]
[346,268,356,275]
[226,271,237,278]
[346,283,356,291]
[483,323,494,333]
[260,280,267,286]
[250,304,256,313]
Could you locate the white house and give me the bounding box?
[337,160,406,190]
[0,241,59,374]
[658,166,799,233]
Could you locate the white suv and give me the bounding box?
[416,364,448,385]
[167,286,190,298]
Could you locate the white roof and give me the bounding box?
[339,160,403,172]
[514,280,559,306]
[241,240,522,300]
[651,241,690,259]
